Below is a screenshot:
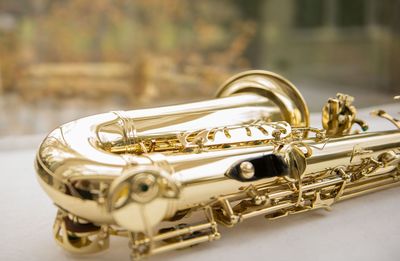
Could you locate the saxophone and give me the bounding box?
[35,70,400,260]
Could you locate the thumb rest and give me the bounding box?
[35,70,400,260]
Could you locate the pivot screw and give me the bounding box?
[239,161,255,180]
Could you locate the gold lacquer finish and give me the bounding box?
[35,70,400,260]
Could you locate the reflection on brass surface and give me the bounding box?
[35,70,400,260]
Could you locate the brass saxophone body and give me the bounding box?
[35,70,400,260]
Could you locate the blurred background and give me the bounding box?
[0,0,399,141]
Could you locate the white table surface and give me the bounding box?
[1,104,400,261]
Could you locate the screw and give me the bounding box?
[239,161,255,180]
